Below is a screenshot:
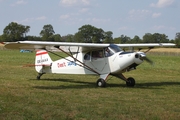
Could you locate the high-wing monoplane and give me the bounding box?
[4,41,175,87]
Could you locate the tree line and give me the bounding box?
[0,22,180,47]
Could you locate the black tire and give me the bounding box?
[37,75,40,80]
[96,78,106,87]
[126,77,135,87]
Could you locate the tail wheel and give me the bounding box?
[37,75,41,80]
[36,73,44,80]
[96,78,106,87]
[126,77,135,87]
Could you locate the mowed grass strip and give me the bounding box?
[147,48,180,56]
[0,49,180,120]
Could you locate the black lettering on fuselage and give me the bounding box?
[37,58,48,63]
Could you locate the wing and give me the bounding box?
[4,41,110,52]
[117,43,175,48]
[4,41,175,52]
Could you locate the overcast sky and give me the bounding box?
[0,0,179,39]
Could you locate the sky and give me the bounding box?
[0,0,180,40]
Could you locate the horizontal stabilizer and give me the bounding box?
[23,64,51,67]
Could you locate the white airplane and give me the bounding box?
[4,41,175,87]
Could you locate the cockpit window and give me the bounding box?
[84,52,91,60]
[105,47,113,57]
[84,50,104,60]
[92,50,104,59]
[109,44,123,53]
[84,45,123,60]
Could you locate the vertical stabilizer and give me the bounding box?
[35,50,52,73]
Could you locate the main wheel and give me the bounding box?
[96,78,106,87]
[126,77,135,87]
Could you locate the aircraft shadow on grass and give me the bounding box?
[32,78,98,90]
[31,78,180,90]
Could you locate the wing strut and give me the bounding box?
[68,46,80,62]
[144,47,154,53]
[52,46,101,75]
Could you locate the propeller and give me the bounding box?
[136,52,154,65]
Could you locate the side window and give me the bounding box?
[84,52,91,60]
[84,50,105,60]
[92,50,104,59]
[104,47,113,57]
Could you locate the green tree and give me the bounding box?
[103,31,113,43]
[175,32,180,47]
[175,32,180,39]
[0,35,2,42]
[131,35,142,43]
[78,25,93,42]
[25,35,41,41]
[66,34,74,42]
[53,34,61,42]
[77,24,105,43]
[152,33,169,43]
[40,24,55,40]
[74,32,84,43]
[113,37,121,44]
[142,33,153,43]
[2,22,30,41]
[61,34,73,42]
[92,28,104,43]
[143,33,169,43]
[120,35,131,43]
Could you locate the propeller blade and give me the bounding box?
[143,57,154,65]
[136,51,154,65]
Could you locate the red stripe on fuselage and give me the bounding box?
[36,51,48,56]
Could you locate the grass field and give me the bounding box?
[0,49,180,120]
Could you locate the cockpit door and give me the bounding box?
[84,49,109,73]
[91,50,106,71]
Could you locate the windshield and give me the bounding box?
[109,44,123,53]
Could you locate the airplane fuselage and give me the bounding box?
[36,51,144,76]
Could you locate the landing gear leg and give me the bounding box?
[37,73,44,80]
[96,74,109,87]
[115,74,136,87]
